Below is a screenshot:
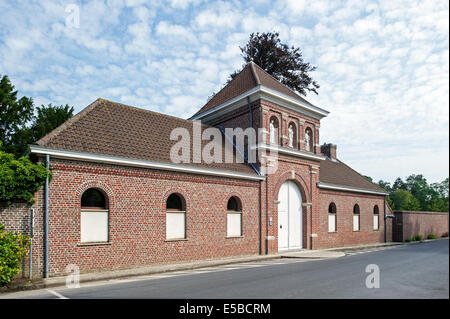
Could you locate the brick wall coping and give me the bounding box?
[394,210,449,215]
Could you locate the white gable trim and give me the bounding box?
[190,85,329,121]
[317,181,389,196]
[30,146,266,181]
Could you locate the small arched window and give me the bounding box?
[81,188,107,209]
[227,196,242,237]
[353,204,360,231]
[373,205,379,230]
[166,193,186,240]
[166,193,184,211]
[328,202,337,214]
[269,117,279,145]
[305,127,313,152]
[80,188,109,243]
[328,202,337,232]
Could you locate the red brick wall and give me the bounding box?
[393,211,449,241]
[316,190,386,248]
[0,202,35,278]
[22,158,261,277]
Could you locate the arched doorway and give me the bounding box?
[277,180,303,250]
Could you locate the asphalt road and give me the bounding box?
[2,239,448,299]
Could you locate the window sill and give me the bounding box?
[226,235,244,239]
[328,231,337,234]
[77,242,112,247]
[165,238,188,242]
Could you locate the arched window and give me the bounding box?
[166,193,186,240]
[227,196,242,237]
[305,127,313,152]
[269,117,279,145]
[80,188,109,243]
[288,123,297,148]
[328,202,337,232]
[353,204,360,232]
[373,205,379,230]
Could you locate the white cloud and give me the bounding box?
[0,0,448,183]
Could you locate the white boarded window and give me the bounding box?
[166,194,186,240]
[227,196,242,237]
[353,204,360,232]
[80,188,109,243]
[373,205,379,230]
[328,214,336,233]
[328,202,337,233]
[166,212,185,239]
[81,210,108,242]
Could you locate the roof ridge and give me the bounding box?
[251,62,301,96]
[249,61,261,86]
[36,98,103,146]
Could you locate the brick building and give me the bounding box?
[2,62,389,278]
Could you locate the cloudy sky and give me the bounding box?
[0,0,448,184]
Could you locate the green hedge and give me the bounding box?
[0,146,50,204]
[0,224,30,286]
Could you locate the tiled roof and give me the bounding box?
[36,98,257,176]
[319,157,386,193]
[193,61,315,117]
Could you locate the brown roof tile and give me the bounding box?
[193,62,315,117]
[36,98,257,176]
[319,157,386,193]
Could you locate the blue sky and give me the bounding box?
[0,0,448,184]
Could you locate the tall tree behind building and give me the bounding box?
[229,32,320,96]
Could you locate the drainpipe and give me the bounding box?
[44,154,50,278]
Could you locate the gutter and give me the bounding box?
[30,145,265,182]
[317,181,389,196]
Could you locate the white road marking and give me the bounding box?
[46,289,68,299]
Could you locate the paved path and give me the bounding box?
[2,239,448,299]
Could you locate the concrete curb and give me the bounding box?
[4,238,447,293]
[38,254,281,290]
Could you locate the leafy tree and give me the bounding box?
[0,75,34,156]
[229,32,319,96]
[0,144,50,205]
[0,75,74,157]
[364,175,373,182]
[392,177,407,192]
[389,189,422,211]
[30,104,74,142]
[377,180,392,193]
[404,174,433,210]
[0,223,29,286]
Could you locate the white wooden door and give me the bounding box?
[277,181,303,250]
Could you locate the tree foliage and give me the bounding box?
[229,32,319,96]
[0,74,74,157]
[377,175,449,212]
[0,223,29,286]
[0,75,34,156]
[0,144,50,204]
